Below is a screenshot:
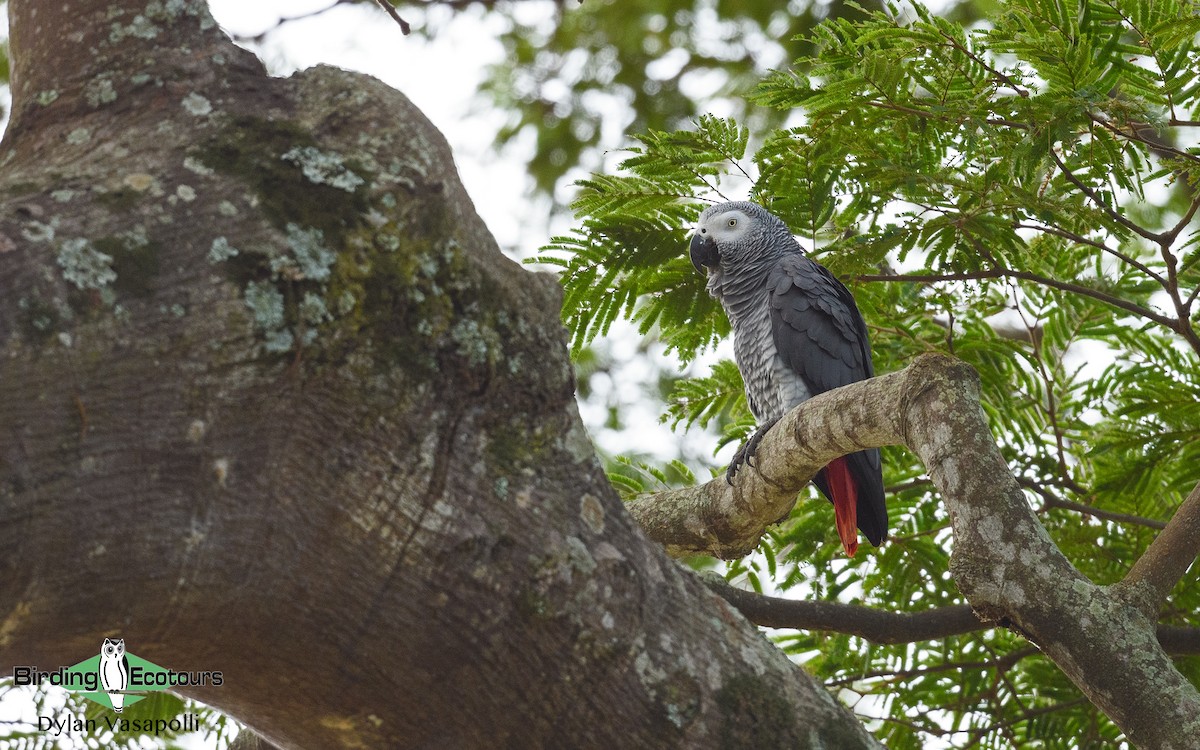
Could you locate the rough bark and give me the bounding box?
[0,1,881,748]
[630,354,1200,749]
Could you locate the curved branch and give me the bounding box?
[628,353,1200,746]
[1117,480,1200,617]
[702,578,983,644]
[704,579,1200,655]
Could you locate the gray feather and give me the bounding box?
[693,201,888,546]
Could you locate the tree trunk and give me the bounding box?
[0,1,879,748]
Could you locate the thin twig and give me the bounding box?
[967,697,1091,742]
[1049,149,1162,244]
[862,711,952,738]
[886,477,935,494]
[1154,230,1200,356]
[863,99,1031,130]
[373,0,412,34]
[857,267,1180,331]
[1088,113,1200,165]
[1017,477,1167,530]
[1008,283,1072,482]
[1014,221,1164,284]
[1163,191,1200,246]
[936,29,1029,98]
[824,647,1039,687]
[230,0,354,43]
[1187,282,1200,311]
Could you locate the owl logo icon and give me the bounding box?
[98,638,130,713]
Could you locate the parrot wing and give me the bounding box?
[767,254,888,550]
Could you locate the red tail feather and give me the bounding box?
[825,457,859,557]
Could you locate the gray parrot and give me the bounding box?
[689,201,887,556]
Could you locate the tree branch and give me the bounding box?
[628,353,1200,746]
[1019,478,1167,530]
[702,577,984,644]
[373,0,412,34]
[705,578,1200,655]
[1162,190,1200,246]
[1049,149,1162,244]
[1157,624,1200,655]
[1117,480,1200,618]
[1188,282,1200,311]
[1014,221,1165,285]
[858,268,1181,332]
[229,0,355,43]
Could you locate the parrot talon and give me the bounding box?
[725,418,781,485]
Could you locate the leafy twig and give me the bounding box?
[1017,477,1167,530]
[1015,221,1164,284]
[1049,149,1161,244]
[857,267,1180,332]
[935,28,1030,98]
[824,647,1039,688]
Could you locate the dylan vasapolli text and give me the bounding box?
[39,712,202,737]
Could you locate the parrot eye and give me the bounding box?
[727,218,737,228]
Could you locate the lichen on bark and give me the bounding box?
[0,2,883,748]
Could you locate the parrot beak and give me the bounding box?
[689,232,720,274]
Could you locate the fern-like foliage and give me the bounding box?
[531,115,757,360]
[606,455,698,499]
[662,358,755,450]
[538,0,1200,746]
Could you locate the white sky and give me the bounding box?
[204,1,727,463]
[209,0,742,466]
[208,0,560,258]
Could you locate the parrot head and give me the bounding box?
[689,201,795,275]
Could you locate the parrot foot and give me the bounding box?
[726,417,781,484]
